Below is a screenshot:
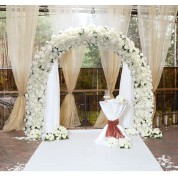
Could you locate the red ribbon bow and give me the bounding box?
[105,119,125,139]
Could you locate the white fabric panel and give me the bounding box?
[95,99,128,145]
[99,99,127,120]
[119,63,134,128]
[24,130,163,171]
[44,62,60,133]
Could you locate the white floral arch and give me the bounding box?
[25,26,156,140]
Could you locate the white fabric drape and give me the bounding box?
[48,5,92,33]
[44,61,59,133]
[60,46,85,128]
[119,63,134,128]
[3,5,39,131]
[94,5,132,128]
[95,99,128,145]
[137,5,178,117]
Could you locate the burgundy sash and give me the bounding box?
[105,119,125,139]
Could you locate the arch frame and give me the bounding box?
[25,26,155,140]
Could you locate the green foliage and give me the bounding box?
[165,32,175,67]
[76,68,107,89]
[34,14,52,53]
[82,45,102,68]
[127,16,141,50]
[0,12,6,33]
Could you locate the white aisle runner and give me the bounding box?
[24,130,162,171]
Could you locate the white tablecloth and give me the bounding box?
[95,99,128,145]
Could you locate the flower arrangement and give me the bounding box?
[43,126,69,141]
[151,128,163,138]
[25,25,160,140]
[139,128,163,138]
[105,137,132,149]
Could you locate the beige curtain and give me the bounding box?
[137,5,178,116]
[3,6,39,131]
[60,46,85,128]
[94,5,132,128]
[94,49,121,128]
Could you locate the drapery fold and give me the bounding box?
[137,5,178,117]
[60,46,85,128]
[3,5,39,131]
[94,49,121,128]
[44,61,60,133]
[49,6,87,128]
[94,5,132,128]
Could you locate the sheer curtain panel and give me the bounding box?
[3,6,39,131]
[94,5,132,128]
[137,5,178,117]
[60,46,85,128]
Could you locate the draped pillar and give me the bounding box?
[3,6,39,131]
[60,46,85,128]
[137,5,178,117]
[94,5,132,128]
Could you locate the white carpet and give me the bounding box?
[24,129,163,171]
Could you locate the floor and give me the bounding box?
[0,125,178,171]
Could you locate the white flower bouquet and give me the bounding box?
[43,126,69,141]
[139,128,163,139]
[151,128,163,138]
[105,137,132,149]
[140,128,153,138]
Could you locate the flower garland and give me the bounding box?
[25,26,162,140]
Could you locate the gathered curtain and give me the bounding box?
[3,6,39,131]
[48,6,87,128]
[137,5,178,116]
[94,49,121,128]
[94,5,132,128]
[60,46,86,128]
